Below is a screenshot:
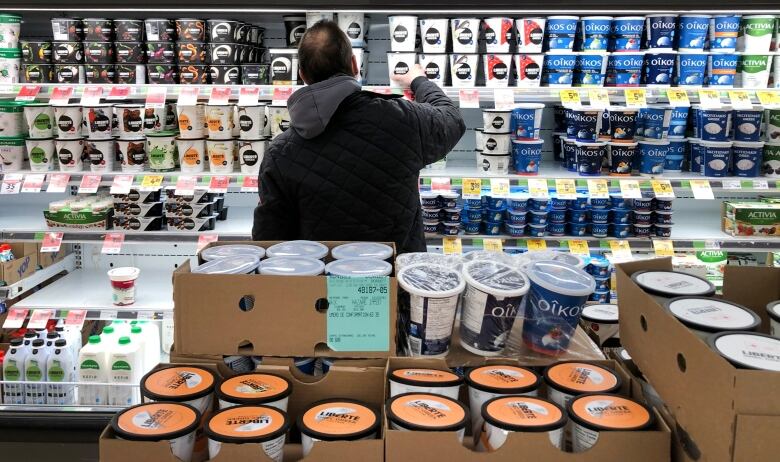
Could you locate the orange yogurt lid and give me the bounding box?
[217,373,292,404]
[205,405,290,443]
[389,368,463,387]
[141,366,217,402]
[298,399,380,441]
[568,394,654,431]
[483,396,566,432]
[388,393,467,431]
[112,402,200,441]
[466,365,540,393]
[544,362,621,395]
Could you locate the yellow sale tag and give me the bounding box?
[527,239,547,251]
[609,240,632,261]
[698,89,722,108]
[666,89,690,107]
[559,89,581,106]
[555,179,577,200]
[443,237,462,255]
[690,179,714,199]
[528,178,550,199]
[619,180,642,199]
[461,178,482,199]
[140,175,164,190]
[653,240,675,257]
[624,89,647,108]
[728,90,752,109]
[490,178,510,197]
[588,89,610,108]
[568,240,590,256]
[651,179,675,199]
[756,90,780,107]
[483,238,503,252]
[587,179,609,199]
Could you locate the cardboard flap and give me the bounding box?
[100,427,182,462]
[722,266,780,332]
[733,414,780,461]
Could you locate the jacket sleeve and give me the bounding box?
[406,76,466,166]
[252,149,297,241]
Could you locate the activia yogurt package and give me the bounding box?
[111,402,201,462]
[298,399,380,456]
[205,405,290,462]
[466,365,541,438]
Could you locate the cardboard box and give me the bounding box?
[384,357,670,462]
[0,243,38,285]
[173,241,398,358]
[616,258,780,462]
[36,242,69,269]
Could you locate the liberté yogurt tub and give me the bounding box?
[331,242,394,260]
[477,396,567,452]
[389,368,463,399]
[768,301,780,337]
[266,240,329,260]
[259,256,325,276]
[111,402,201,462]
[325,258,392,277]
[387,392,468,442]
[567,393,654,453]
[216,372,292,410]
[543,361,622,409]
[665,296,760,340]
[466,365,541,438]
[708,332,780,371]
[192,254,261,274]
[205,405,290,462]
[201,244,266,262]
[298,399,380,456]
[140,365,217,414]
[630,269,716,304]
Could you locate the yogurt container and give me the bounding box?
[325,258,392,277]
[466,365,541,438]
[630,270,716,302]
[516,18,545,53]
[419,53,447,86]
[610,17,644,52]
[732,109,763,142]
[266,240,329,260]
[387,52,416,87]
[26,138,56,172]
[608,107,638,143]
[665,296,760,340]
[387,392,467,441]
[738,15,776,53]
[708,332,780,371]
[0,137,24,172]
[55,138,85,172]
[543,361,622,409]
[676,52,708,86]
[710,15,741,52]
[569,107,604,142]
[338,12,366,47]
[736,54,773,88]
[638,106,672,140]
[644,14,678,50]
[514,53,544,87]
[299,399,379,456]
[419,19,448,54]
[53,104,83,140]
[483,109,512,133]
[701,140,732,176]
[477,396,566,452]
[511,140,543,175]
[605,53,644,87]
[147,132,177,172]
[331,243,394,260]
[707,53,739,87]
[238,139,266,174]
[764,142,780,177]
[389,368,463,399]
[483,17,513,53]
[206,139,235,173]
[107,266,140,306]
[579,16,612,52]
[111,402,200,462]
[206,405,289,462]
[176,105,206,139]
[450,54,479,87]
[484,53,512,87]
[545,16,579,51]
[388,15,418,52]
[451,18,480,53]
[638,139,669,176]
[117,139,148,173]
[608,142,638,175]
[767,301,780,337]
[0,14,21,48]
[258,257,325,276]
[193,255,261,275]
[542,53,577,86]
[575,141,607,176]
[176,138,206,173]
[398,264,466,357]
[677,15,711,51]
[581,304,620,343]
[483,132,510,153]
[140,365,217,413]
[23,103,55,139]
[201,244,266,262]
[643,52,677,86]
[731,141,764,176]
[568,393,654,453]
[668,107,690,139]
[216,373,292,410]
[573,52,608,87]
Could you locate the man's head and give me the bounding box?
[298,20,358,84]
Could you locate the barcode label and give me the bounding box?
[408,337,422,355]
[52,22,61,37]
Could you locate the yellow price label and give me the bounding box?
[728,90,753,109]
[689,179,714,200]
[608,240,633,261]
[461,178,482,199]
[619,180,642,199]
[588,89,610,108]
[698,89,722,108]
[555,178,577,199]
[527,239,547,252]
[653,239,675,257]
[490,178,510,197]
[587,179,609,199]
[756,90,780,107]
[559,89,581,106]
[666,89,690,107]
[483,238,503,252]
[568,240,590,256]
[140,175,164,190]
[624,89,647,108]
[528,178,550,199]
[651,179,675,199]
[442,237,462,255]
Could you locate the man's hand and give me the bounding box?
[391,63,426,88]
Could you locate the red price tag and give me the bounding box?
[27,309,54,330]
[241,175,259,192]
[146,87,167,108]
[64,309,87,329]
[209,175,230,193]
[0,173,23,195]
[40,232,64,253]
[431,177,451,191]
[46,173,70,193]
[197,234,219,252]
[175,175,197,196]
[238,87,260,106]
[78,174,102,194]
[50,86,74,105]
[2,309,28,329]
[459,89,480,108]
[107,85,131,100]
[21,174,45,193]
[80,85,104,106]
[209,87,232,105]
[15,85,40,102]
[102,232,125,254]
[177,86,200,106]
[110,174,134,195]
[272,86,293,105]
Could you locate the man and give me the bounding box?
[252,20,465,253]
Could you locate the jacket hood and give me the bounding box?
[288,75,362,139]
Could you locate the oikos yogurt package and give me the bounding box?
[513,54,544,87]
[466,365,541,437]
[451,18,480,53]
[709,332,780,371]
[388,368,463,399]
[573,53,608,87]
[477,396,566,452]
[205,405,289,462]
[643,52,676,86]
[568,394,654,453]
[707,53,739,87]
[510,104,544,140]
[605,53,643,87]
[709,15,741,52]
[676,53,708,86]
[387,393,467,441]
[140,365,217,414]
[644,14,677,49]
[638,139,669,176]
[545,16,579,51]
[512,140,544,175]
[516,18,545,53]
[580,16,612,51]
[298,399,379,456]
[111,402,201,462]
[665,296,760,340]
[542,53,577,86]
[610,16,644,52]
[677,14,711,51]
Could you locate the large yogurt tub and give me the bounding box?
[397,263,466,357]
[466,365,541,438]
[111,402,201,462]
[477,396,566,452]
[200,244,266,262]
[630,270,716,303]
[708,332,780,371]
[460,260,529,356]
[298,399,380,456]
[387,392,467,442]
[325,258,392,277]
[568,393,654,453]
[205,404,290,462]
[258,256,325,276]
[140,366,217,414]
[388,368,463,399]
[192,254,261,275]
[580,304,620,342]
[664,296,760,340]
[767,301,780,337]
[331,242,394,261]
[266,240,329,260]
[395,252,461,271]
[543,361,621,409]
[216,372,292,410]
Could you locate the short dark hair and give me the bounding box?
[298,20,353,84]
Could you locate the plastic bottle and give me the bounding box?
[101,325,119,348]
[47,339,76,405]
[24,339,49,405]
[131,321,161,372]
[111,320,132,337]
[44,332,60,355]
[2,338,28,404]
[0,244,15,262]
[22,331,38,349]
[108,336,143,406]
[57,325,82,362]
[78,335,109,406]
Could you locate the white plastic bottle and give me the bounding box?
[131,321,161,372]
[78,335,109,406]
[55,325,82,362]
[2,338,28,404]
[22,331,38,348]
[47,339,76,405]
[24,339,50,405]
[108,336,143,406]
[101,325,119,348]
[111,320,132,337]
[44,332,60,356]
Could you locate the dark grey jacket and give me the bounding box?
[252,75,465,253]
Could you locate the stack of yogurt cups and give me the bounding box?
[49,17,85,84]
[0,100,27,172]
[509,104,546,174]
[478,108,512,174]
[764,109,780,178]
[562,106,609,176]
[0,14,21,84]
[51,103,86,172]
[420,190,461,236]
[236,103,271,174]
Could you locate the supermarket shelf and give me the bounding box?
[1,171,258,192]
[0,253,77,301]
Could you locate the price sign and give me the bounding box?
[27,309,54,330]
[326,276,390,351]
[175,175,197,196]
[490,178,510,197]
[272,86,293,105]
[722,179,742,190]
[238,87,260,106]
[107,85,131,100]
[430,177,451,191]
[698,89,722,108]
[651,179,675,199]
[756,90,780,107]
[46,173,70,193]
[528,178,550,199]
[704,240,721,250]
[80,85,104,106]
[99,310,118,321]
[442,237,462,255]
[177,86,200,106]
[555,178,577,200]
[209,87,232,105]
[619,179,642,199]
[690,179,715,199]
[588,89,610,108]
[15,85,40,102]
[559,89,581,107]
[568,240,590,256]
[102,232,125,254]
[753,179,769,190]
[587,179,609,199]
[21,174,45,193]
[209,175,230,193]
[110,174,133,194]
[494,89,515,109]
[0,173,23,194]
[49,86,74,105]
[78,174,102,194]
[624,88,647,108]
[666,89,690,107]
[64,310,87,329]
[40,232,64,253]
[728,90,753,110]
[136,311,155,321]
[140,175,164,191]
[241,175,259,192]
[653,239,675,257]
[483,238,503,252]
[2,309,28,329]
[527,239,547,251]
[461,178,482,200]
[197,234,219,253]
[145,87,167,108]
[459,89,480,109]
[609,240,633,261]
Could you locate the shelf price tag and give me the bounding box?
[80,85,104,106]
[40,232,64,253]
[527,239,547,251]
[430,177,451,191]
[100,310,118,321]
[555,178,577,199]
[490,178,510,197]
[140,174,164,191]
[619,179,642,199]
[177,86,200,106]
[78,174,102,194]
[110,174,133,195]
[608,240,633,261]
[197,234,219,253]
[49,86,74,105]
[27,309,54,330]
[46,173,70,193]
[137,311,155,321]
[690,179,715,199]
[107,85,131,100]
[653,239,675,257]
[722,179,742,190]
[64,310,87,329]
[442,237,462,255]
[568,239,590,256]
[238,87,260,106]
[753,179,769,190]
[483,238,503,252]
[326,276,390,351]
[102,232,125,254]
[241,175,259,192]
[624,89,647,108]
[666,89,690,107]
[698,89,722,108]
[209,175,230,193]
[587,179,609,199]
[272,86,293,105]
[145,87,167,109]
[0,173,23,195]
[756,90,780,107]
[15,84,41,102]
[2,309,28,329]
[728,90,753,110]
[209,87,232,105]
[528,178,550,199]
[459,89,480,109]
[559,89,581,107]
[461,178,482,199]
[651,179,675,199]
[21,174,45,193]
[494,89,515,109]
[588,89,610,108]
[175,175,197,196]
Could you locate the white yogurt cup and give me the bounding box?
[484,53,512,87]
[206,138,235,173]
[451,18,480,53]
[580,304,620,343]
[332,242,394,260]
[450,54,479,87]
[176,137,206,173]
[388,16,418,52]
[482,132,511,154]
[237,104,267,140]
[388,368,463,399]
[516,18,546,53]
[543,361,621,409]
[477,396,566,452]
[108,266,140,305]
[708,332,780,371]
[115,104,145,139]
[116,138,147,172]
[205,104,234,140]
[338,12,366,47]
[111,402,200,462]
[268,105,290,139]
[83,104,114,140]
[53,104,84,139]
[238,138,266,174]
[483,109,512,133]
[24,104,55,139]
[0,14,21,48]
[216,373,292,410]
[738,15,776,53]
[387,393,467,442]
[325,258,393,277]
[665,296,761,340]
[143,105,167,135]
[306,11,333,28]
[177,104,207,139]
[258,256,325,276]
[0,49,20,84]
[266,240,329,259]
[192,255,261,274]
[420,18,449,53]
[767,301,780,338]
[387,52,417,88]
[630,270,716,303]
[85,139,116,173]
[736,54,773,88]
[0,137,24,172]
[201,244,266,262]
[397,263,466,357]
[299,399,380,456]
[146,133,177,172]
[568,393,654,453]
[483,17,513,53]
[140,365,217,414]
[55,137,85,172]
[26,138,56,172]
[419,53,448,86]
[514,53,544,87]
[478,152,511,175]
[206,405,289,462]
[466,365,541,438]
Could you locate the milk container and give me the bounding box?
[47,339,76,405]
[108,336,143,406]
[2,339,28,404]
[24,339,50,405]
[78,335,109,405]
